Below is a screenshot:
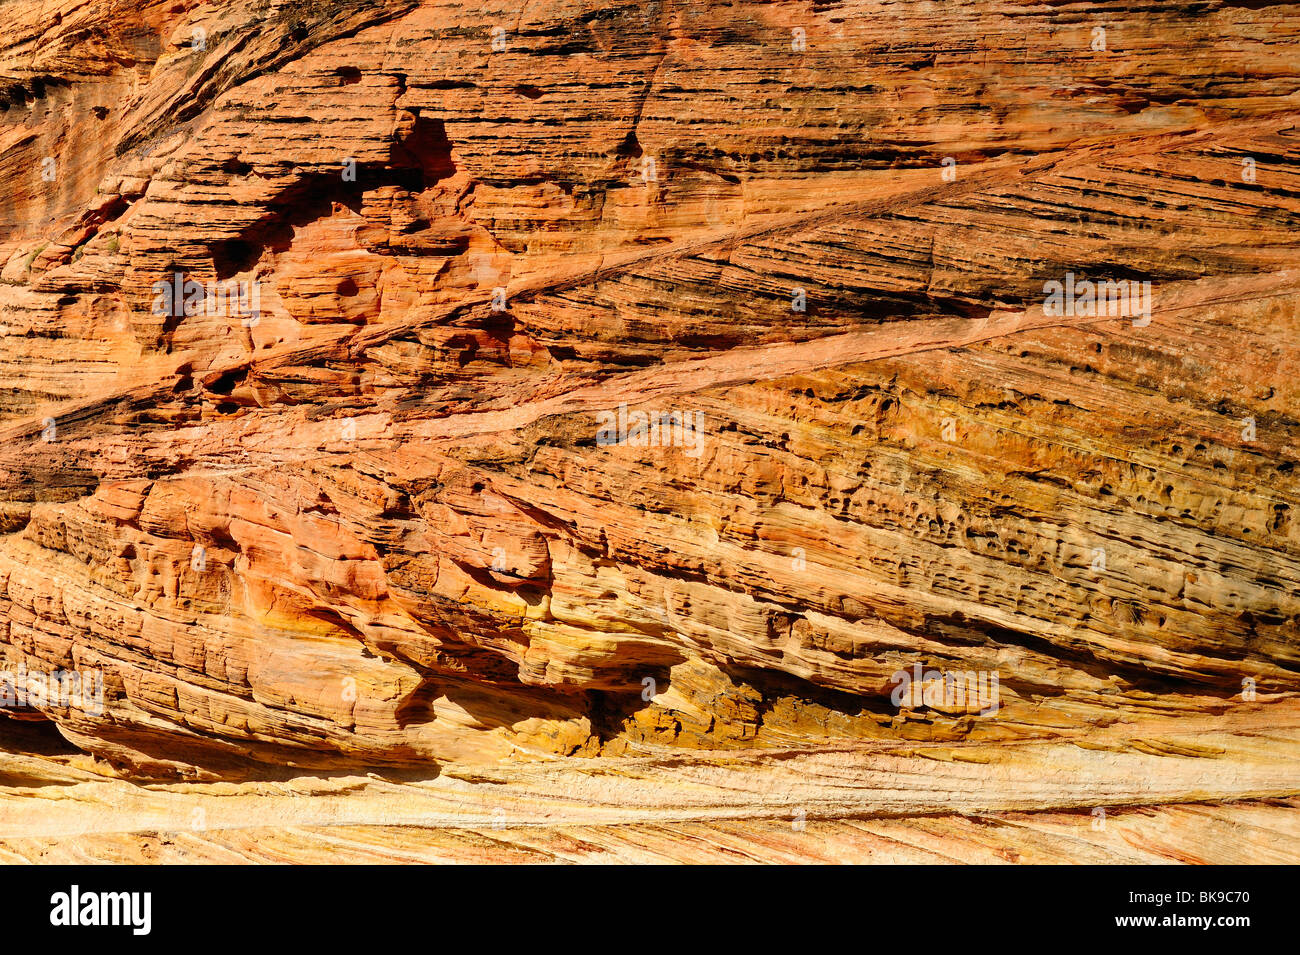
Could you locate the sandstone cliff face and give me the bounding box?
[0,0,1298,858]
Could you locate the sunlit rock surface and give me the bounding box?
[0,0,1298,861]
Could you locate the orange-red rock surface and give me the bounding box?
[1,0,1298,861]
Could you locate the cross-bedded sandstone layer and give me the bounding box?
[0,0,1298,860]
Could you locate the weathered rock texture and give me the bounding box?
[1,0,1299,861]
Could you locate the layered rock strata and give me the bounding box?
[0,0,1297,859]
